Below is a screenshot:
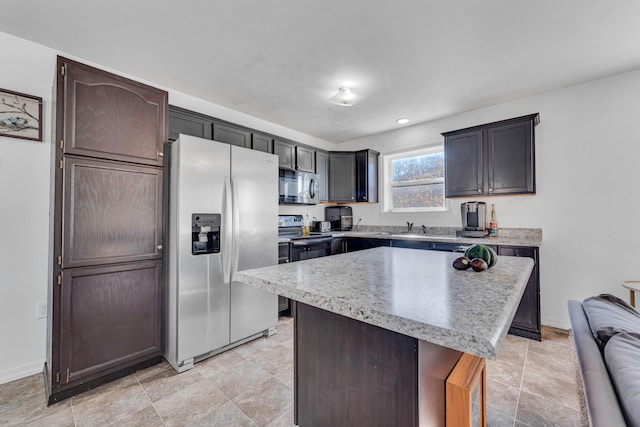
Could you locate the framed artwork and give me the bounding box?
[446,353,487,427]
[0,88,43,141]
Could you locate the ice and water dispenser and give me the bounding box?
[191,213,221,255]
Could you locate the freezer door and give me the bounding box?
[172,136,231,363]
[230,146,279,342]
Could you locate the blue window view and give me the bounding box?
[391,152,444,209]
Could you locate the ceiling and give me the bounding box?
[2,1,640,143]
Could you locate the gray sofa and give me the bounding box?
[568,295,640,427]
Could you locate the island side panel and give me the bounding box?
[294,302,418,427]
[418,340,463,426]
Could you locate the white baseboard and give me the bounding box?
[0,360,44,385]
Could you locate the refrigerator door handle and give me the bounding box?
[223,177,233,284]
[231,176,241,280]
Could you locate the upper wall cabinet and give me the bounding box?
[213,123,251,148]
[252,133,273,153]
[315,151,329,202]
[168,106,213,141]
[443,114,539,198]
[356,149,379,203]
[62,59,167,167]
[328,150,380,203]
[274,140,315,173]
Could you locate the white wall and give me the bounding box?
[0,31,337,384]
[340,70,640,329]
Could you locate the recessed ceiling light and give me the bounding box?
[329,87,364,107]
[396,118,409,124]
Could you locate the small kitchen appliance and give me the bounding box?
[456,201,489,238]
[279,169,319,205]
[311,220,331,233]
[325,206,353,231]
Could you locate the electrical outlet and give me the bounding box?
[37,301,47,319]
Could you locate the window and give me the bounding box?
[383,145,445,212]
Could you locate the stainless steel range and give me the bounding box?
[278,215,333,262]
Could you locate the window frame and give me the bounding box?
[382,144,448,213]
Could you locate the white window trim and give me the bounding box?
[381,144,447,213]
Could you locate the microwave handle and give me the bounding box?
[309,178,316,199]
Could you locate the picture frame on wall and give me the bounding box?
[0,88,43,142]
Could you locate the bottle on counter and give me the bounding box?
[303,214,310,236]
[489,204,498,237]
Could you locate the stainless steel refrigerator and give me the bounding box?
[165,134,278,373]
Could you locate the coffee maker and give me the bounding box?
[325,206,353,231]
[456,202,489,237]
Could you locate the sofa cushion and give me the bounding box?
[603,332,640,427]
[582,294,640,349]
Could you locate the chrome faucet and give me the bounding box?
[421,225,426,234]
[406,222,413,232]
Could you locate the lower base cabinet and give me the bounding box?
[343,237,391,252]
[47,260,162,403]
[498,246,541,340]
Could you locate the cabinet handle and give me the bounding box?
[488,188,493,193]
[477,189,482,193]
[158,152,164,157]
[157,245,163,250]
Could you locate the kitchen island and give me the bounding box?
[236,247,534,426]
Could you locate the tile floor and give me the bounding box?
[1,318,587,426]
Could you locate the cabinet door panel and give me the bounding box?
[486,121,534,194]
[444,130,483,197]
[59,261,162,383]
[274,140,295,169]
[329,152,356,202]
[63,59,166,166]
[168,107,212,141]
[296,146,315,172]
[316,151,329,202]
[356,149,379,202]
[252,133,273,153]
[213,123,251,147]
[63,156,163,268]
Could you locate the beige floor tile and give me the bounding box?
[487,379,519,419]
[487,359,524,389]
[486,408,516,427]
[70,373,139,406]
[206,359,272,400]
[138,365,204,403]
[186,401,256,427]
[105,405,164,427]
[245,344,294,375]
[233,337,280,359]
[525,347,577,385]
[195,348,246,377]
[0,378,70,426]
[153,378,228,427]
[233,377,293,427]
[71,380,151,427]
[273,365,294,390]
[521,367,581,411]
[135,360,173,382]
[516,390,583,426]
[266,406,295,427]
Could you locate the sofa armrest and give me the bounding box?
[568,300,626,427]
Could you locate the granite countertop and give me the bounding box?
[334,231,541,247]
[236,247,534,359]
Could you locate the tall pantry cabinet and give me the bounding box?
[45,57,168,404]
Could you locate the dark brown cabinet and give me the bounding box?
[61,157,163,268]
[62,60,166,167]
[47,57,167,404]
[315,151,329,202]
[252,133,273,153]
[356,149,379,202]
[498,245,540,340]
[328,150,379,203]
[328,152,356,202]
[275,140,315,172]
[59,261,162,384]
[213,123,251,148]
[343,237,391,252]
[168,106,212,141]
[443,114,538,198]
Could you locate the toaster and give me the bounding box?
[311,221,331,233]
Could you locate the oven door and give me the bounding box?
[290,237,332,261]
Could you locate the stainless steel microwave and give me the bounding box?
[279,169,319,205]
